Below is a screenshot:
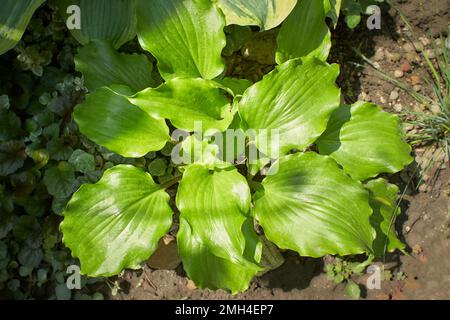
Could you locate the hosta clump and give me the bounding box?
[59,0,412,293]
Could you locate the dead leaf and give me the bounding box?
[147,235,181,270]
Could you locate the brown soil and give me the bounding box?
[110,0,450,300]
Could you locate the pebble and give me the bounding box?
[373,61,380,69]
[385,50,401,62]
[430,104,441,114]
[405,52,418,63]
[379,96,387,104]
[390,90,399,100]
[413,41,424,52]
[413,84,422,92]
[400,62,412,72]
[393,103,403,112]
[404,125,414,132]
[424,49,435,59]
[394,70,404,78]
[374,48,385,61]
[410,74,421,85]
[419,36,430,47]
[359,92,370,101]
[186,279,197,290]
[403,43,415,53]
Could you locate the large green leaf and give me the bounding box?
[129,78,234,132]
[176,165,262,293]
[365,178,405,257]
[74,86,169,158]
[75,40,154,93]
[57,0,137,49]
[136,0,226,80]
[254,152,375,257]
[276,0,332,64]
[217,0,297,31]
[61,165,173,276]
[316,102,413,181]
[238,58,340,157]
[0,0,45,54]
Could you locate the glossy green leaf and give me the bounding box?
[316,102,413,181]
[276,0,332,64]
[176,165,262,293]
[129,78,234,132]
[75,40,154,93]
[57,0,137,49]
[214,77,252,97]
[217,0,297,31]
[328,0,343,27]
[61,165,173,276]
[74,86,170,158]
[365,178,405,256]
[238,58,340,156]
[136,0,226,80]
[0,0,45,55]
[254,152,375,257]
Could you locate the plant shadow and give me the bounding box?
[255,251,324,291]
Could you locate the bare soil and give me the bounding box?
[110,0,450,300]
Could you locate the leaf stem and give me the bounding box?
[161,175,182,190]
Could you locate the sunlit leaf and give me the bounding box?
[316,102,413,181]
[61,165,173,276]
[254,152,375,257]
[136,0,225,80]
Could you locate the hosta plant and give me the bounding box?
[58,0,412,293]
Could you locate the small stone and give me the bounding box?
[379,96,386,104]
[430,104,441,114]
[435,38,442,47]
[373,61,380,69]
[186,279,197,290]
[385,50,401,62]
[410,74,421,85]
[412,244,423,255]
[394,70,404,78]
[403,43,415,53]
[413,41,424,52]
[390,90,399,100]
[419,36,430,47]
[400,62,412,73]
[405,52,418,63]
[393,103,403,112]
[359,92,370,101]
[405,225,411,232]
[413,104,423,112]
[413,84,422,92]
[374,48,385,61]
[424,49,435,59]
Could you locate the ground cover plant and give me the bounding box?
[1,0,414,296]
